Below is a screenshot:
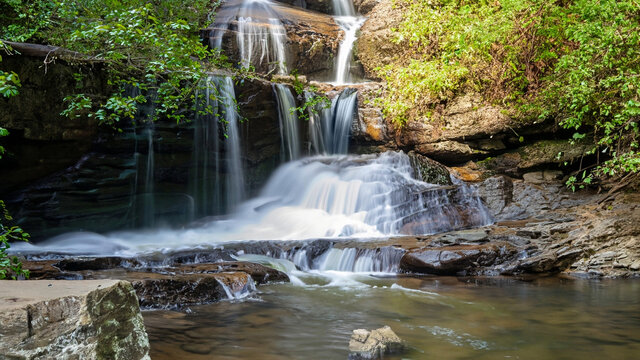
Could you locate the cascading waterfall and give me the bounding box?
[191,76,222,216]
[211,0,289,74]
[274,83,301,161]
[215,76,246,208]
[308,88,357,154]
[142,123,156,227]
[332,0,365,84]
[191,75,246,212]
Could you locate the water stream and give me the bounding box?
[144,276,640,359]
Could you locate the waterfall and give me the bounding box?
[211,0,290,74]
[216,277,257,300]
[332,0,365,84]
[312,247,403,273]
[333,17,365,85]
[142,123,156,227]
[216,76,246,208]
[190,75,245,213]
[191,76,222,216]
[332,0,356,16]
[308,88,357,155]
[274,83,301,161]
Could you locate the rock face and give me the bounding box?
[348,326,405,360]
[0,280,150,360]
[356,0,404,80]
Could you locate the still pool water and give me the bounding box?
[144,274,640,359]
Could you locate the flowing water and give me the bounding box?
[144,275,640,359]
[13,151,491,255]
[308,88,357,155]
[274,83,301,161]
[332,0,366,84]
[12,1,640,359]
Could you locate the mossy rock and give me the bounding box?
[408,151,452,185]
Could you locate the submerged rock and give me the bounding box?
[0,280,150,360]
[348,326,405,360]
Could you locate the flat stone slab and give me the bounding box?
[0,279,119,311]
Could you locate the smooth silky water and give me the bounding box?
[12,0,640,358]
[144,274,640,359]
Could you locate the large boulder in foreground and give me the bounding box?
[0,280,150,360]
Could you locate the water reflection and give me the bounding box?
[144,276,640,359]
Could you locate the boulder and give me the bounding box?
[400,242,519,275]
[353,0,381,14]
[407,151,452,185]
[0,280,150,360]
[348,326,405,360]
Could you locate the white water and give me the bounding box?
[308,88,357,154]
[191,76,222,216]
[215,76,246,208]
[274,83,301,160]
[13,151,492,256]
[212,0,289,74]
[333,16,365,85]
[190,76,245,213]
[332,0,365,84]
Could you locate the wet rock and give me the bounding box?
[407,151,452,185]
[0,280,150,360]
[450,162,488,182]
[275,0,333,14]
[352,83,392,144]
[515,247,584,274]
[400,242,519,275]
[56,256,141,271]
[132,272,254,309]
[348,326,405,360]
[165,262,290,285]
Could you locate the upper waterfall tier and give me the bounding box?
[203,0,340,76]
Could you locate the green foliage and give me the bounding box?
[382,0,640,182]
[0,0,54,42]
[288,70,330,121]
[541,0,640,181]
[378,0,550,126]
[2,0,229,126]
[0,200,29,280]
[0,41,21,99]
